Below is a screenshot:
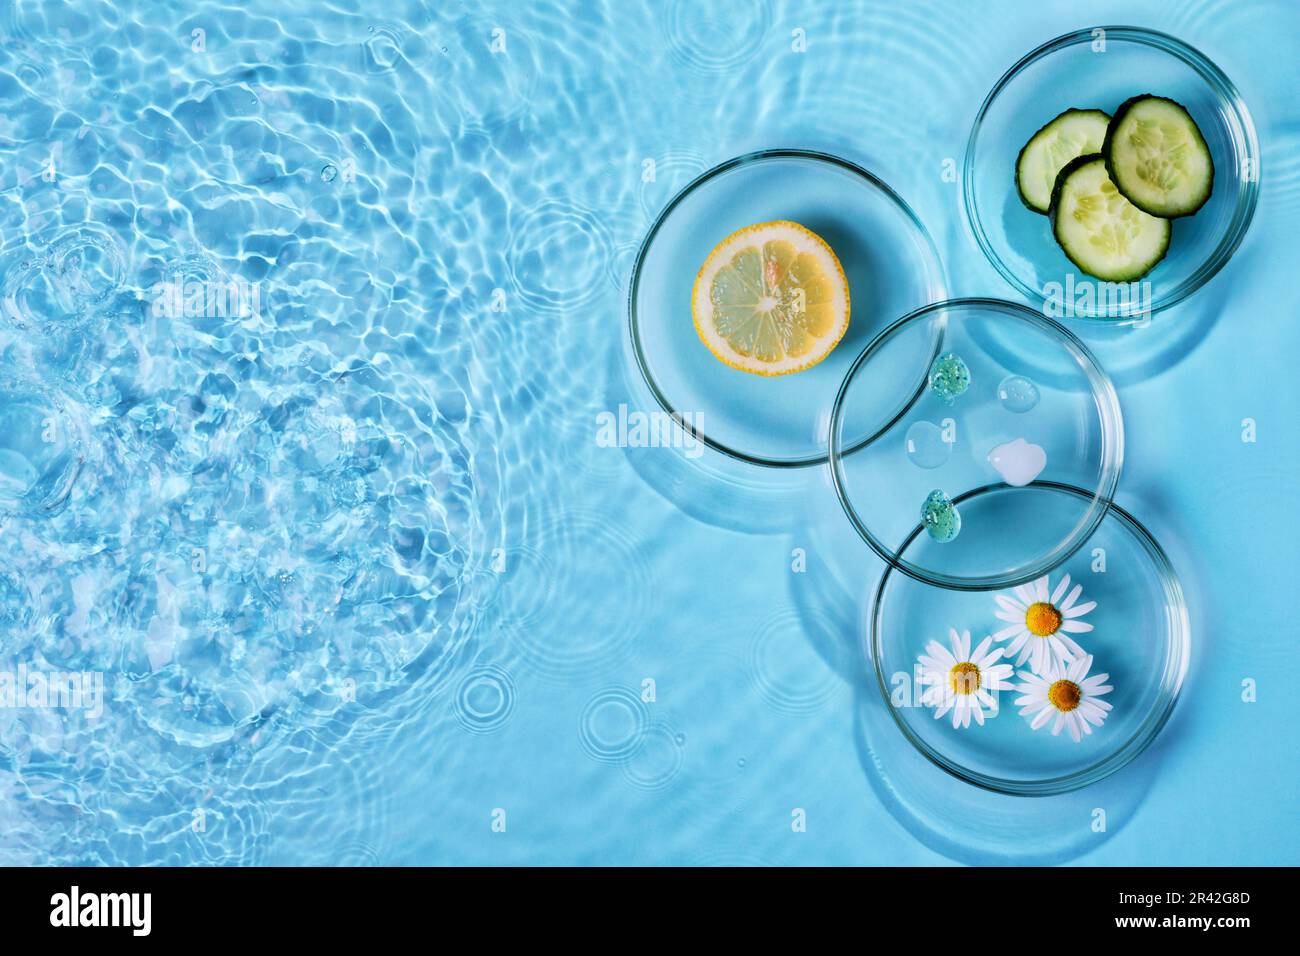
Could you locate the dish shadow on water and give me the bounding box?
[852,685,1156,865]
[996,188,1232,387]
[611,333,813,536]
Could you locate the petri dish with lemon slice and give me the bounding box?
[628,149,946,468]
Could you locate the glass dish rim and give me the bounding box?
[828,297,1125,591]
[962,24,1260,325]
[868,480,1191,796]
[627,147,947,469]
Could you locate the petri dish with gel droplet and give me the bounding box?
[828,299,1122,589]
[629,149,946,467]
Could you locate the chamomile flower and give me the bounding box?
[917,628,1014,729]
[992,573,1095,675]
[1014,654,1113,742]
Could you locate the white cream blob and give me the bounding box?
[988,438,1046,487]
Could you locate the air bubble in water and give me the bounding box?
[320,164,339,183]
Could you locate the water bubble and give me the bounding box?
[921,489,961,543]
[904,420,951,469]
[928,352,971,405]
[320,164,338,183]
[998,375,1040,413]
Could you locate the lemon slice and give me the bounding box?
[692,220,850,376]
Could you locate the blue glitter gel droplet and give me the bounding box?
[929,352,970,405]
[921,489,961,543]
[905,421,950,469]
[997,375,1040,413]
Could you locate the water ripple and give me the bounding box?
[506,198,613,315]
[665,0,772,75]
[579,685,650,764]
[621,719,685,792]
[497,510,653,682]
[747,606,847,717]
[453,663,517,734]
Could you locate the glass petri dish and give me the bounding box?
[829,298,1122,590]
[629,149,945,467]
[964,26,1259,323]
[869,482,1189,795]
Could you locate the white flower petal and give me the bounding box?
[1060,583,1084,612]
[1058,633,1086,659]
[1069,655,1092,682]
[993,623,1023,642]
[926,640,956,666]
[1061,619,1094,634]
[1051,574,1071,605]
[1063,599,1095,619]
[995,594,1025,614]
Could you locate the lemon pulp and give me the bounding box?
[691,221,850,376]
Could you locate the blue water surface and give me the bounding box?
[0,0,1296,865]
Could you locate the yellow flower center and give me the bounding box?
[1026,602,1062,637]
[1048,679,1082,712]
[948,662,981,695]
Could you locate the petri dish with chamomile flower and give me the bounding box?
[868,482,1190,795]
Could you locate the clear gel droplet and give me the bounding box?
[997,375,1039,413]
[905,420,950,469]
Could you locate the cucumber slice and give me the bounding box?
[1015,108,1111,214]
[1049,154,1171,282]
[1103,94,1214,218]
